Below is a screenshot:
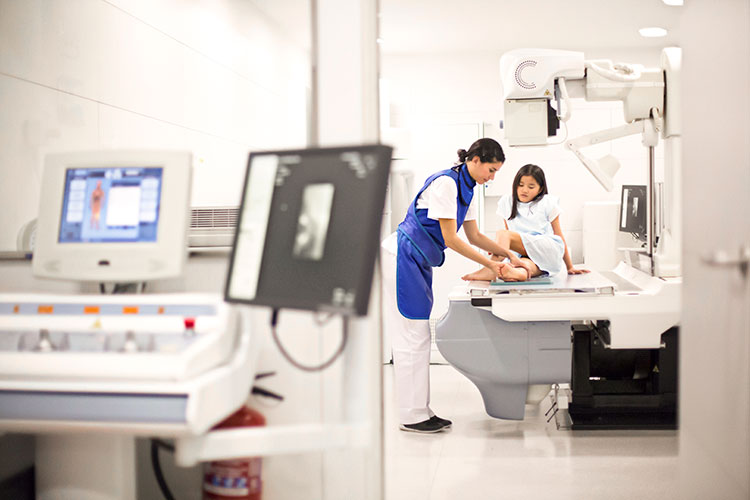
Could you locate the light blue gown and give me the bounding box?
[496,194,565,275]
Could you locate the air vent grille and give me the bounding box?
[190,207,239,230]
[188,207,239,248]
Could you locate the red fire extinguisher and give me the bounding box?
[202,405,266,500]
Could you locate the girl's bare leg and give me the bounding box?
[498,264,528,281]
[463,258,543,282]
[501,229,527,255]
[499,257,542,282]
[461,266,497,281]
[462,230,529,281]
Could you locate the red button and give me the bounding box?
[184,317,196,329]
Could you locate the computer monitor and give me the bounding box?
[225,145,392,316]
[33,151,193,282]
[619,184,647,242]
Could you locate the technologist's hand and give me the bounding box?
[487,261,504,280]
[508,254,524,268]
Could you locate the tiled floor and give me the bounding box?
[383,363,679,500]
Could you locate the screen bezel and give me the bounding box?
[32,151,192,282]
[224,145,392,316]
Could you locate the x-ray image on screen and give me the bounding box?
[619,184,647,241]
[293,183,335,261]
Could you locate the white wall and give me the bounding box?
[0,0,309,251]
[380,50,664,316]
[0,1,333,499]
[0,3,387,499]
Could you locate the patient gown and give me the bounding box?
[496,194,565,275]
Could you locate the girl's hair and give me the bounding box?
[456,138,505,165]
[509,164,548,220]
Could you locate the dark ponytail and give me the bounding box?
[456,138,505,165]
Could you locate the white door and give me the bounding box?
[680,1,750,498]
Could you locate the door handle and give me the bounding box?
[702,244,750,276]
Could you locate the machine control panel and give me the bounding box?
[0,293,256,436]
[0,293,237,382]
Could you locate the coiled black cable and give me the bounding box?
[269,308,348,372]
[150,439,176,500]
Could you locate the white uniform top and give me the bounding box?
[383,175,477,255]
[416,175,477,221]
[496,194,565,274]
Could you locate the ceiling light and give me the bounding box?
[639,27,668,38]
[662,0,683,5]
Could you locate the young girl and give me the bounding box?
[381,138,522,433]
[463,163,588,282]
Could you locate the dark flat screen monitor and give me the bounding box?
[619,184,647,241]
[225,145,392,316]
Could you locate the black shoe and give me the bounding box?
[399,418,446,433]
[429,415,452,429]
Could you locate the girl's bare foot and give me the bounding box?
[461,267,496,281]
[498,264,530,282]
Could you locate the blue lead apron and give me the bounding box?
[396,164,476,319]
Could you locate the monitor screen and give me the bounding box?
[33,151,192,282]
[619,184,647,241]
[58,167,163,244]
[225,145,392,316]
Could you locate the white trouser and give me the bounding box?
[381,233,435,425]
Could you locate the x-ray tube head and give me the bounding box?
[500,49,584,146]
[500,48,585,101]
[502,98,561,146]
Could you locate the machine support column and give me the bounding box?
[36,434,136,500]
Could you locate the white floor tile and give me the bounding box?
[384,364,680,500]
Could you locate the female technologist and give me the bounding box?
[381,138,521,433]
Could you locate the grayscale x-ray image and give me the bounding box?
[292,183,335,260]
